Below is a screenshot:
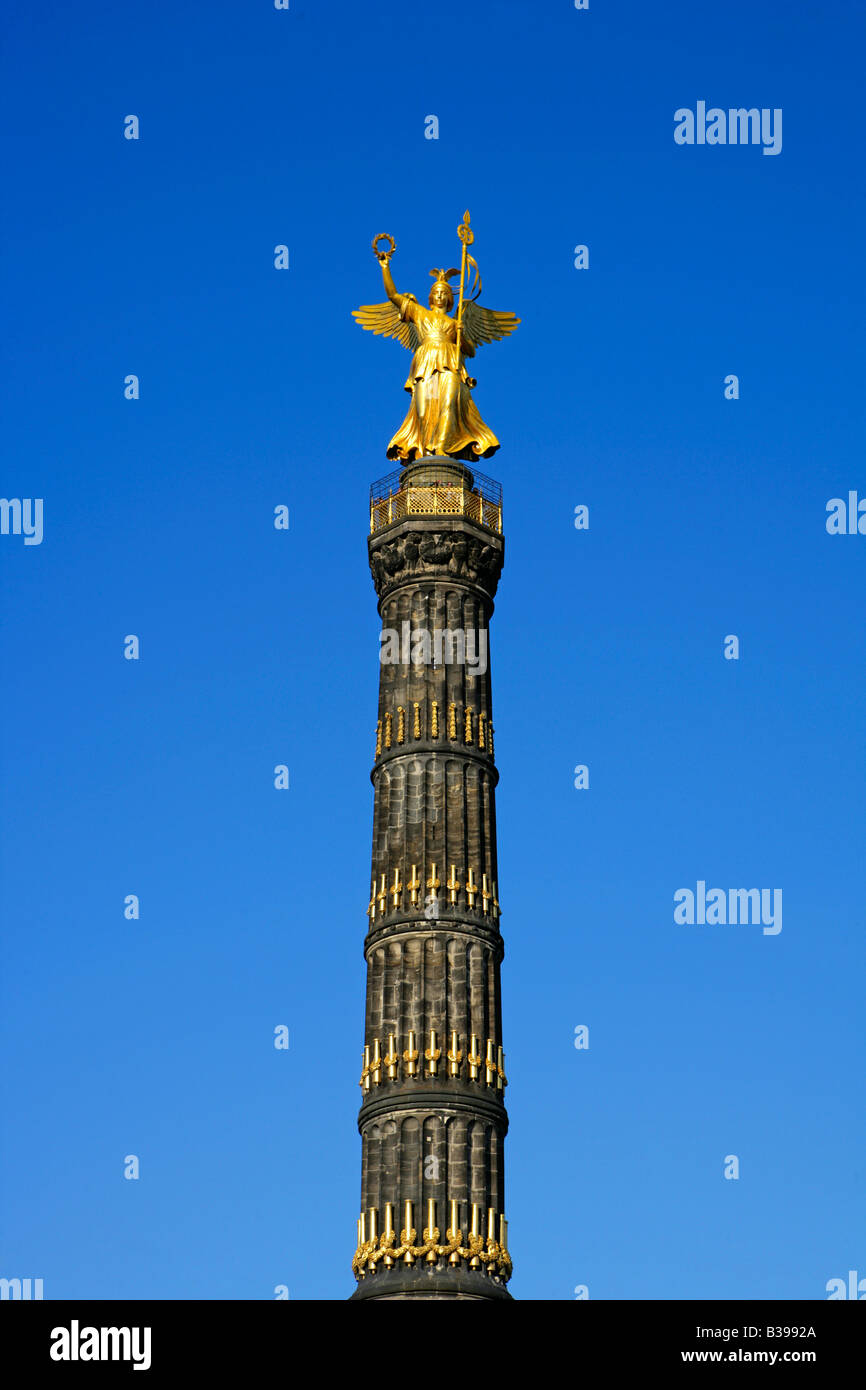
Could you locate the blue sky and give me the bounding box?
[2,0,864,1300]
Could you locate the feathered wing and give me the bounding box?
[460,300,520,348]
[351,297,420,351]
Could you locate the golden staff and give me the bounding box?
[455,210,480,360]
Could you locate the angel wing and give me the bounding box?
[352,297,420,351]
[460,301,520,348]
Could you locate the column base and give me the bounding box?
[349,1265,513,1300]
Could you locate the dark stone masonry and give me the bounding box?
[350,457,512,1300]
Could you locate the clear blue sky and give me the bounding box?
[2,0,863,1300]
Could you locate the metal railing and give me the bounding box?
[369,468,503,536]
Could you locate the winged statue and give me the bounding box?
[352,216,519,462]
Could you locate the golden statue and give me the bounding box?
[353,212,520,462]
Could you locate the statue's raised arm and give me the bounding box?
[351,235,421,352]
[376,245,406,309]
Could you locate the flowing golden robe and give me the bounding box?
[387,295,499,462]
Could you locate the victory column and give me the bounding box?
[350,215,519,1299]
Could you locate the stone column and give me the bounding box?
[351,458,511,1300]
